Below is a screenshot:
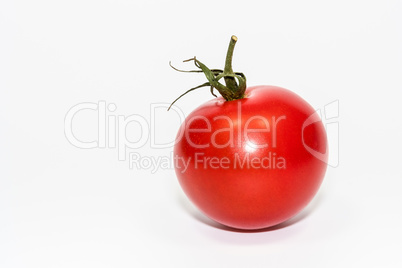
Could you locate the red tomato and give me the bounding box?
[171,36,327,230]
[174,86,327,230]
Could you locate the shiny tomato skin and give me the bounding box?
[174,85,328,230]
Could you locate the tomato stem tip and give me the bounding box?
[168,35,247,110]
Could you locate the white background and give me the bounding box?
[1,0,402,267]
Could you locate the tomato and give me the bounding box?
[171,36,327,230]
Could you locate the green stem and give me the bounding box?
[224,35,238,92]
[168,35,247,110]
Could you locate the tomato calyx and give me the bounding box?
[168,35,247,110]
